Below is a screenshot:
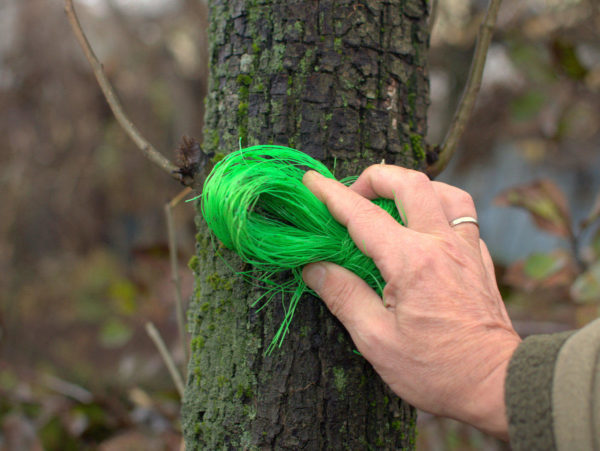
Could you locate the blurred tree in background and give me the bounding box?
[0,0,599,448]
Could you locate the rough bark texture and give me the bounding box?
[183,0,429,449]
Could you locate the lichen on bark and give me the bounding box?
[183,0,429,448]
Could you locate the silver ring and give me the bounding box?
[449,216,479,228]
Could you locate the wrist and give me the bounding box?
[458,336,520,440]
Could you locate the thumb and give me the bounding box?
[302,262,392,351]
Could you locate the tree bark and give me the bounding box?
[183,0,429,448]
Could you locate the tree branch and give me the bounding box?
[64,0,180,179]
[145,322,185,397]
[426,0,503,178]
[165,187,193,373]
[428,0,439,36]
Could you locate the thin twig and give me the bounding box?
[165,187,193,373]
[426,0,503,177]
[42,374,94,404]
[169,186,194,209]
[64,0,179,179]
[145,322,185,397]
[428,0,439,36]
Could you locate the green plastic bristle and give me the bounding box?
[197,145,404,353]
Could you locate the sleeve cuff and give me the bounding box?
[552,317,600,450]
[505,329,573,450]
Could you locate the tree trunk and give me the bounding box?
[183,0,429,448]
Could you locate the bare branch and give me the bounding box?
[42,374,94,403]
[64,0,180,179]
[426,0,503,178]
[146,322,186,397]
[165,187,193,373]
[428,0,439,36]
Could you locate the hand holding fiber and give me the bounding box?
[302,164,521,440]
[198,145,403,352]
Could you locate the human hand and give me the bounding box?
[302,165,521,440]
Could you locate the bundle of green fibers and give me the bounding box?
[199,145,404,353]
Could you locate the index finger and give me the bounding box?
[350,165,450,234]
[303,170,413,280]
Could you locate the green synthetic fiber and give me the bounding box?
[197,145,404,353]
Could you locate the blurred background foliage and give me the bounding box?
[0,0,598,449]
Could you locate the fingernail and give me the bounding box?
[302,263,326,292]
[302,170,322,184]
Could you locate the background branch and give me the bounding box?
[428,0,439,36]
[426,0,503,177]
[145,322,185,397]
[165,187,193,373]
[64,0,180,179]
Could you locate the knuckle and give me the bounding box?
[322,276,358,319]
[382,278,402,302]
[405,169,431,188]
[343,200,374,230]
[412,250,439,275]
[360,164,387,183]
[360,319,394,355]
[376,253,405,280]
[454,190,476,213]
[363,164,383,176]
[407,239,446,274]
[348,199,395,234]
[353,205,384,228]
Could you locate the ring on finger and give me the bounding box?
[449,216,479,228]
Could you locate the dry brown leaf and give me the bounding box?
[495,179,573,237]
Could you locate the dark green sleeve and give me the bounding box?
[505,318,600,451]
[505,330,573,450]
